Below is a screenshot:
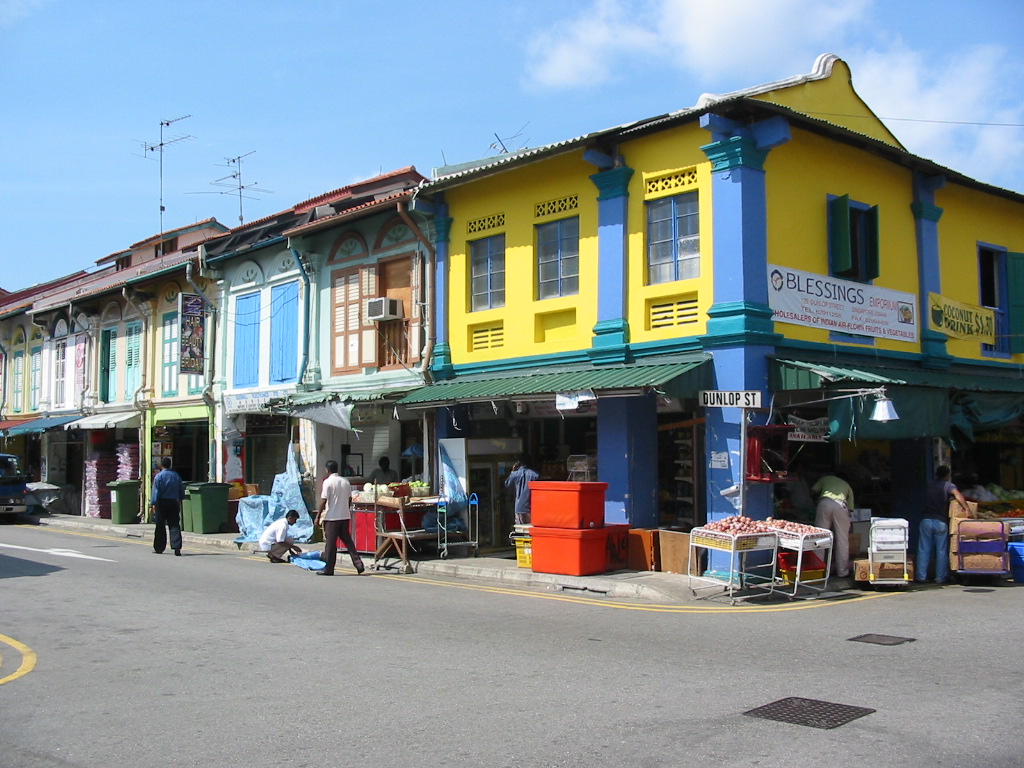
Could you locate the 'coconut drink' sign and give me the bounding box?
[927,293,995,344]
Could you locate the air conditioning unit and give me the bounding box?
[366,297,403,322]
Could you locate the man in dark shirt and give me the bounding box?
[505,455,540,526]
[916,465,969,584]
[150,457,185,556]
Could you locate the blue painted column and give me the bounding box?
[588,165,635,364]
[912,172,951,368]
[430,209,454,380]
[698,115,788,559]
[597,394,658,526]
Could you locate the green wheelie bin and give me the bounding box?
[107,480,142,525]
[190,482,232,533]
[181,484,199,532]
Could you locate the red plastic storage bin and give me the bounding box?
[531,526,608,576]
[529,481,607,529]
[605,523,630,571]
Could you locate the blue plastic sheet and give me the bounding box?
[233,444,314,544]
[290,550,327,571]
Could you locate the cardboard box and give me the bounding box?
[954,553,1007,573]
[849,532,863,558]
[950,500,978,519]
[854,557,915,582]
[627,528,660,571]
[657,529,691,574]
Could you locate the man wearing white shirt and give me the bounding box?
[257,509,302,563]
[315,460,364,576]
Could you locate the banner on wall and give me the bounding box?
[767,264,918,343]
[927,292,995,344]
[178,293,205,375]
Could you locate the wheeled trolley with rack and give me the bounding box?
[769,524,833,597]
[688,526,778,604]
[954,519,1009,577]
[868,517,911,586]
[436,493,479,559]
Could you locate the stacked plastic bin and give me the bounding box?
[529,482,609,576]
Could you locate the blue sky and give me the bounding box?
[2,0,1022,290]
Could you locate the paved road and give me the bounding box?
[1,522,1022,768]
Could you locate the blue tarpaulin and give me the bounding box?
[233,444,314,544]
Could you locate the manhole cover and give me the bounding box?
[743,697,875,729]
[848,633,916,646]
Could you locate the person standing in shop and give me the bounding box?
[368,456,399,485]
[150,457,185,556]
[315,460,364,576]
[917,465,969,584]
[505,454,540,526]
[811,472,855,578]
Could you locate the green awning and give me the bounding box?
[773,358,1024,393]
[6,414,83,435]
[397,359,710,406]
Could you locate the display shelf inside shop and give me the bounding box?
[769,525,833,597]
[688,527,779,604]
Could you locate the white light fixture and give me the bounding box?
[870,394,899,422]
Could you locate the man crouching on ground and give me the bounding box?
[259,509,302,563]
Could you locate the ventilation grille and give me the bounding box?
[467,213,505,234]
[471,324,505,350]
[650,296,699,328]
[535,195,579,218]
[645,167,698,196]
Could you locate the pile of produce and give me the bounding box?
[408,480,432,496]
[702,515,774,535]
[765,518,829,536]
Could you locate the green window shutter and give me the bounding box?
[1007,252,1024,354]
[828,194,853,276]
[864,205,880,281]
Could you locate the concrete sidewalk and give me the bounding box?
[20,512,862,604]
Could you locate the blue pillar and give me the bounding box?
[698,115,787,531]
[597,393,659,527]
[588,165,635,364]
[912,172,951,369]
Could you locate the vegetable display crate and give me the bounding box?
[688,525,779,604]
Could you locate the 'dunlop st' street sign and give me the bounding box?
[700,390,762,408]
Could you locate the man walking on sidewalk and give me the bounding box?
[150,457,185,556]
[315,460,364,576]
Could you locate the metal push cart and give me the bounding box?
[769,524,833,597]
[436,493,479,559]
[954,519,1009,577]
[688,526,778,604]
[868,517,911,586]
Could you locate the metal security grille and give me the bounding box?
[743,697,875,729]
[848,633,916,646]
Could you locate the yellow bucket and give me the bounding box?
[514,536,532,568]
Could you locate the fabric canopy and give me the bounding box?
[64,412,141,430]
[287,400,354,430]
[5,414,83,435]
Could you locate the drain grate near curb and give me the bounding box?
[743,697,875,729]
[848,633,916,646]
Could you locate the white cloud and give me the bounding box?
[0,0,48,28]
[852,43,1024,191]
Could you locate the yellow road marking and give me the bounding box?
[0,634,37,685]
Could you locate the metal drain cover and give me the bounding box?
[848,633,916,646]
[743,697,875,729]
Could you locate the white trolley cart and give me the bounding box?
[868,517,911,586]
[688,527,778,604]
[436,493,479,559]
[769,524,833,597]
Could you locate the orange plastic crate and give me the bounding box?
[531,526,608,576]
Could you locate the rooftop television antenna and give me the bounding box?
[187,151,273,225]
[138,115,193,233]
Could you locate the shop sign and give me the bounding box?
[786,415,829,442]
[178,293,206,375]
[701,390,761,408]
[767,264,918,342]
[927,292,995,343]
[224,389,291,413]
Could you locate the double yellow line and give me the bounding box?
[0,634,36,685]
